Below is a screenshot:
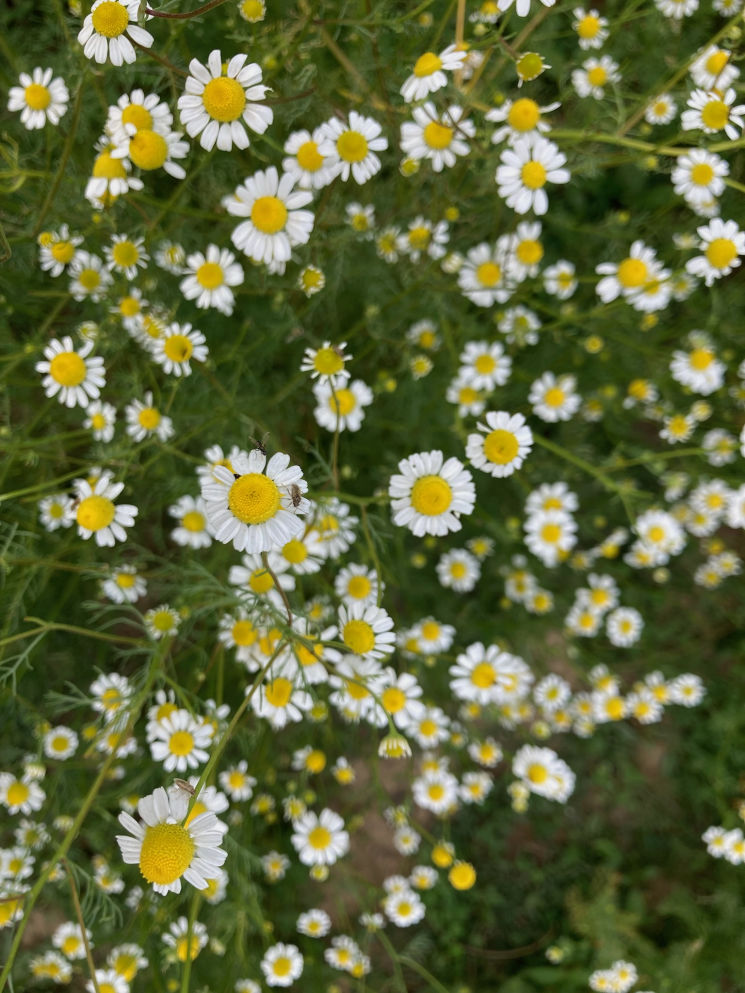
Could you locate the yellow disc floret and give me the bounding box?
[77,495,116,532]
[251,196,288,234]
[228,473,281,524]
[201,76,246,122]
[139,822,195,886]
[91,0,130,37]
[410,475,453,516]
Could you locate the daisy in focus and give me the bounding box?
[151,322,208,377]
[36,336,105,409]
[399,104,475,172]
[77,0,153,66]
[399,45,467,102]
[68,472,138,547]
[180,245,244,315]
[388,450,475,537]
[201,447,310,554]
[7,68,68,129]
[495,135,570,215]
[116,786,226,895]
[227,166,314,267]
[178,50,272,152]
[318,111,388,185]
[466,411,533,477]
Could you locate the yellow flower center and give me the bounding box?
[605,696,624,719]
[701,99,729,130]
[474,354,496,375]
[25,83,51,110]
[690,347,713,370]
[544,386,566,407]
[61,936,81,956]
[129,129,168,170]
[521,160,547,189]
[195,261,224,289]
[516,52,544,81]
[93,150,127,180]
[176,936,201,962]
[577,13,600,37]
[139,822,195,885]
[423,121,454,149]
[77,495,116,532]
[420,719,437,736]
[471,662,495,688]
[458,386,479,404]
[508,98,540,131]
[168,730,194,756]
[451,561,467,579]
[296,140,323,171]
[449,862,476,890]
[413,51,442,77]
[265,677,293,707]
[50,241,75,264]
[230,619,256,646]
[328,387,356,416]
[121,103,153,131]
[476,261,501,286]
[251,195,288,234]
[421,621,440,640]
[51,734,70,752]
[201,76,246,122]
[313,345,344,375]
[116,572,135,588]
[78,267,101,291]
[119,295,140,316]
[483,428,519,464]
[347,575,371,599]
[91,0,130,37]
[281,538,308,564]
[7,781,30,806]
[427,785,445,802]
[308,825,332,849]
[337,130,369,163]
[182,510,205,532]
[49,351,86,387]
[112,240,139,268]
[647,525,665,543]
[247,567,273,595]
[228,473,281,524]
[382,686,406,713]
[164,334,194,363]
[587,66,608,87]
[706,237,736,269]
[241,0,265,18]
[516,238,543,265]
[410,475,453,516]
[617,257,648,288]
[527,763,548,783]
[705,51,729,75]
[272,958,292,978]
[343,619,375,654]
[138,406,161,430]
[408,225,431,250]
[541,523,561,543]
[690,162,714,186]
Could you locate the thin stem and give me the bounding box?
[399,955,452,993]
[531,434,619,493]
[22,617,143,646]
[32,82,84,237]
[63,859,100,993]
[146,0,229,16]
[261,552,293,625]
[376,929,408,993]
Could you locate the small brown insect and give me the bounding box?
[289,484,303,507]
[173,778,195,796]
[250,432,270,456]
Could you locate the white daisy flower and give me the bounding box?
[512,745,575,802]
[399,103,475,172]
[572,7,609,48]
[101,564,146,603]
[297,909,331,938]
[148,709,211,772]
[112,125,189,179]
[201,447,309,554]
[68,252,113,302]
[529,372,581,422]
[466,410,533,477]
[38,225,83,276]
[497,0,555,16]
[0,774,46,815]
[151,321,208,376]
[337,602,395,660]
[300,340,352,385]
[458,340,512,390]
[169,495,212,549]
[388,450,475,537]
[219,760,256,801]
[162,916,208,961]
[68,472,138,547]
[318,111,388,185]
[436,548,481,592]
[77,0,153,66]
[43,726,79,761]
[52,922,91,961]
[143,604,181,640]
[495,134,570,215]
[446,374,487,418]
[457,240,517,306]
[85,146,143,206]
[685,217,745,285]
[571,55,621,99]
[690,45,739,90]
[179,245,244,315]
[282,126,338,189]
[398,216,450,262]
[291,808,349,866]
[105,88,173,145]
[125,392,174,442]
[524,510,578,566]
[670,341,725,394]
[7,67,68,130]
[261,943,304,988]
[116,786,226,895]
[486,97,559,145]
[399,44,467,102]
[35,336,106,409]
[105,233,148,280]
[644,93,678,125]
[226,166,314,266]
[90,672,133,722]
[177,49,272,152]
[252,675,312,729]
[38,493,74,532]
[606,607,643,646]
[84,400,117,442]
[681,87,745,140]
[672,149,728,205]
[312,378,373,432]
[543,259,577,298]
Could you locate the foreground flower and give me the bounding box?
[7,68,68,129]
[151,322,208,376]
[399,103,475,172]
[685,218,745,285]
[36,336,105,409]
[69,472,138,547]
[389,450,475,536]
[466,411,533,477]
[78,0,153,66]
[291,808,350,866]
[180,245,244,315]
[201,447,310,553]
[399,44,467,102]
[178,49,272,151]
[495,134,569,215]
[319,111,388,184]
[116,787,226,895]
[227,166,314,266]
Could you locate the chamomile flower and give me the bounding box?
[68,252,113,302]
[252,675,313,729]
[690,45,739,90]
[84,400,117,442]
[178,49,272,152]
[400,103,474,172]
[398,216,450,261]
[77,0,153,66]
[495,134,570,215]
[457,240,517,306]
[101,564,147,603]
[486,97,559,145]
[572,56,621,99]
[400,44,467,102]
[389,450,475,537]
[53,922,91,961]
[672,149,728,205]
[85,147,143,206]
[459,340,512,390]
[117,786,226,895]
[219,760,256,801]
[543,259,577,298]
[338,602,395,660]
[466,410,533,477]
[572,7,609,48]
[606,607,643,646]
[313,378,373,432]
[125,392,174,442]
[261,944,304,988]
[384,889,426,926]
[297,909,331,938]
[686,218,745,285]
[282,126,337,189]
[0,774,45,815]
[513,745,575,802]
[169,495,212,549]
[446,374,487,417]
[39,493,74,531]
[670,341,725,394]
[69,473,138,547]
[148,710,211,771]
[113,126,189,179]
[155,240,187,274]
[645,93,678,125]
[43,726,78,761]
[8,67,68,130]
[524,510,578,566]
[90,672,133,722]
[144,604,181,640]
[530,372,581,422]
[105,234,148,281]
[681,88,745,140]
[151,322,208,376]
[291,808,349,866]
[319,111,388,185]
[335,564,381,606]
[105,88,173,145]
[227,166,314,266]
[202,447,309,554]
[436,548,481,592]
[180,245,244,315]
[301,340,352,384]
[38,225,83,276]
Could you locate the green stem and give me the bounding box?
[32,82,84,237]
[146,0,229,17]
[532,434,619,493]
[399,955,451,993]
[63,858,100,993]
[376,929,408,993]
